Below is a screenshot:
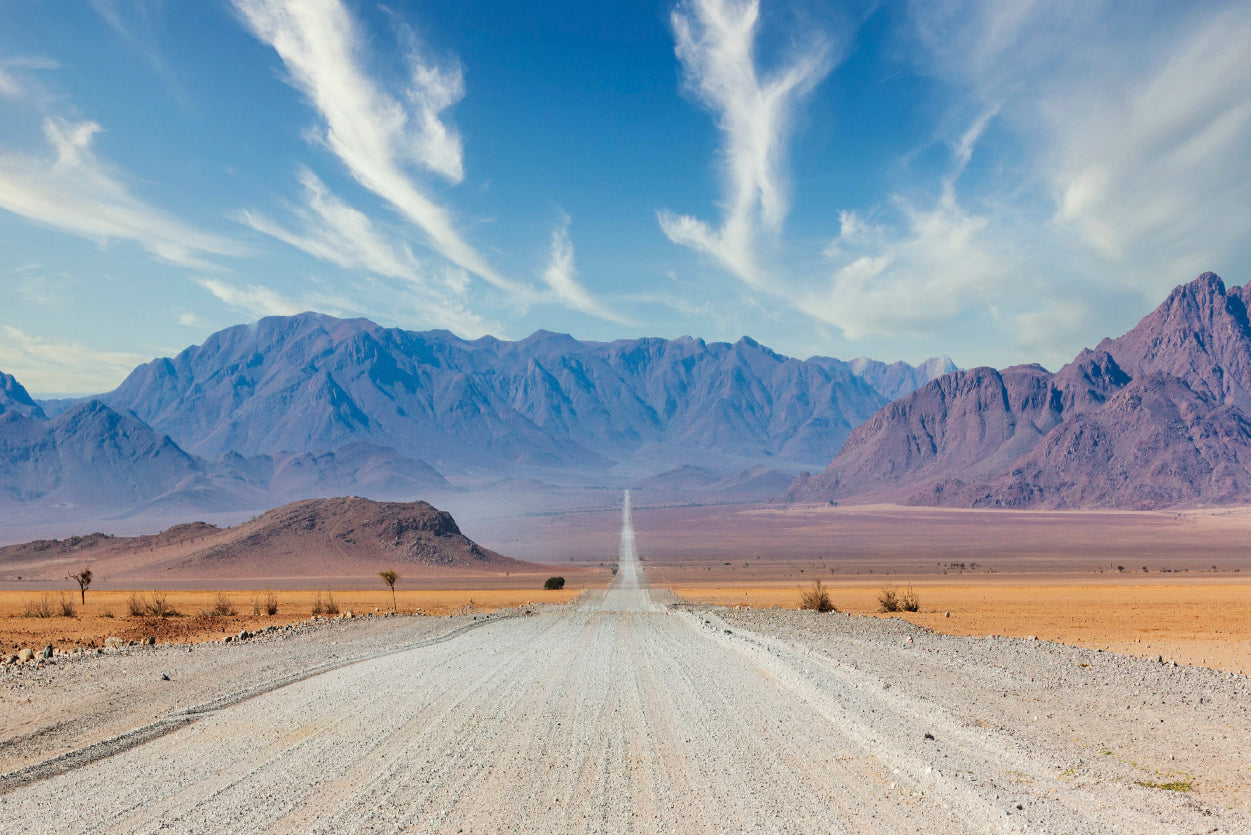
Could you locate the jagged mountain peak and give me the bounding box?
[789,271,1251,509]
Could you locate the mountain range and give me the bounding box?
[788,272,1251,509]
[0,319,953,532]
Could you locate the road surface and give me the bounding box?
[0,490,1246,833]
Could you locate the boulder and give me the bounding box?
[104,636,124,648]
[17,648,34,663]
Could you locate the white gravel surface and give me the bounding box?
[0,492,1247,833]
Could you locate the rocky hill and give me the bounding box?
[0,497,528,581]
[788,272,1251,509]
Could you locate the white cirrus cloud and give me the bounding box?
[230,0,519,293]
[195,277,309,318]
[658,0,835,286]
[0,117,243,269]
[238,167,427,283]
[541,215,632,325]
[0,325,149,394]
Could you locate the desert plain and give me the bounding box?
[2,498,1250,832]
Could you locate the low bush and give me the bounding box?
[23,594,54,618]
[58,595,77,617]
[799,578,837,612]
[311,590,338,616]
[200,591,237,618]
[263,587,279,616]
[146,592,180,618]
[128,591,181,618]
[878,585,920,613]
[127,592,148,617]
[544,576,566,590]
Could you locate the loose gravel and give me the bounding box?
[0,498,1245,833]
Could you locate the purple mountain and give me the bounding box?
[788,272,1251,509]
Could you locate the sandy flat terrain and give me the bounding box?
[0,587,582,653]
[0,495,1247,833]
[674,582,1251,674]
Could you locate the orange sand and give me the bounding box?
[673,582,1251,674]
[0,587,580,653]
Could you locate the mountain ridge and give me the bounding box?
[788,272,1251,509]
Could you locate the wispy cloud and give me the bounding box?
[89,0,190,105]
[194,277,309,318]
[231,0,518,292]
[658,0,834,286]
[808,0,1251,364]
[238,167,426,283]
[0,325,149,394]
[0,117,242,269]
[541,215,631,324]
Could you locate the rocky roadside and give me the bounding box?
[709,605,1251,816]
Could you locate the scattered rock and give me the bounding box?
[18,648,34,663]
[944,611,951,618]
[924,732,935,741]
[161,673,171,681]
[104,636,124,648]
[143,636,156,646]
[41,645,53,659]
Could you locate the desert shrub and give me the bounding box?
[212,591,237,617]
[323,591,340,615]
[544,576,566,590]
[146,592,180,618]
[200,592,237,618]
[263,587,279,616]
[879,586,919,613]
[23,594,55,618]
[101,609,115,618]
[58,595,77,617]
[799,578,836,612]
[127,592,148,617]
[311,591,325,616]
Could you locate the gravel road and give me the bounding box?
[1,492,1247,833]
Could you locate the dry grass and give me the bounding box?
[126,592,181,618]
[199,591,237,618]
[878,586,919,613]
[22,594,55,618]
[670,582,1251,674]
[798,579,836,612]
[311,590,340,616]
[0,587,583,652]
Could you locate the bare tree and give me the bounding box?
[379,569,399,612]
[68,568,92,605]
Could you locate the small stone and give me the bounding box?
[41,645,53,659]
[143,636,156,646]
[104,636,124,648]
[17,648,34,663]
[944,611,951,618]
[237,630,250,641]
[161,673,171,681]
[924,732,935,741]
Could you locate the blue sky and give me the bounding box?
[1,0,1249,393]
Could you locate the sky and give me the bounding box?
[1,0,1249,394]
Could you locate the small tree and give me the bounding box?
[544,576,565,590]
[69,568,92,605]
[379,569,399,612]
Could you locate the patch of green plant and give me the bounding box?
[1136,779,1193,792]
